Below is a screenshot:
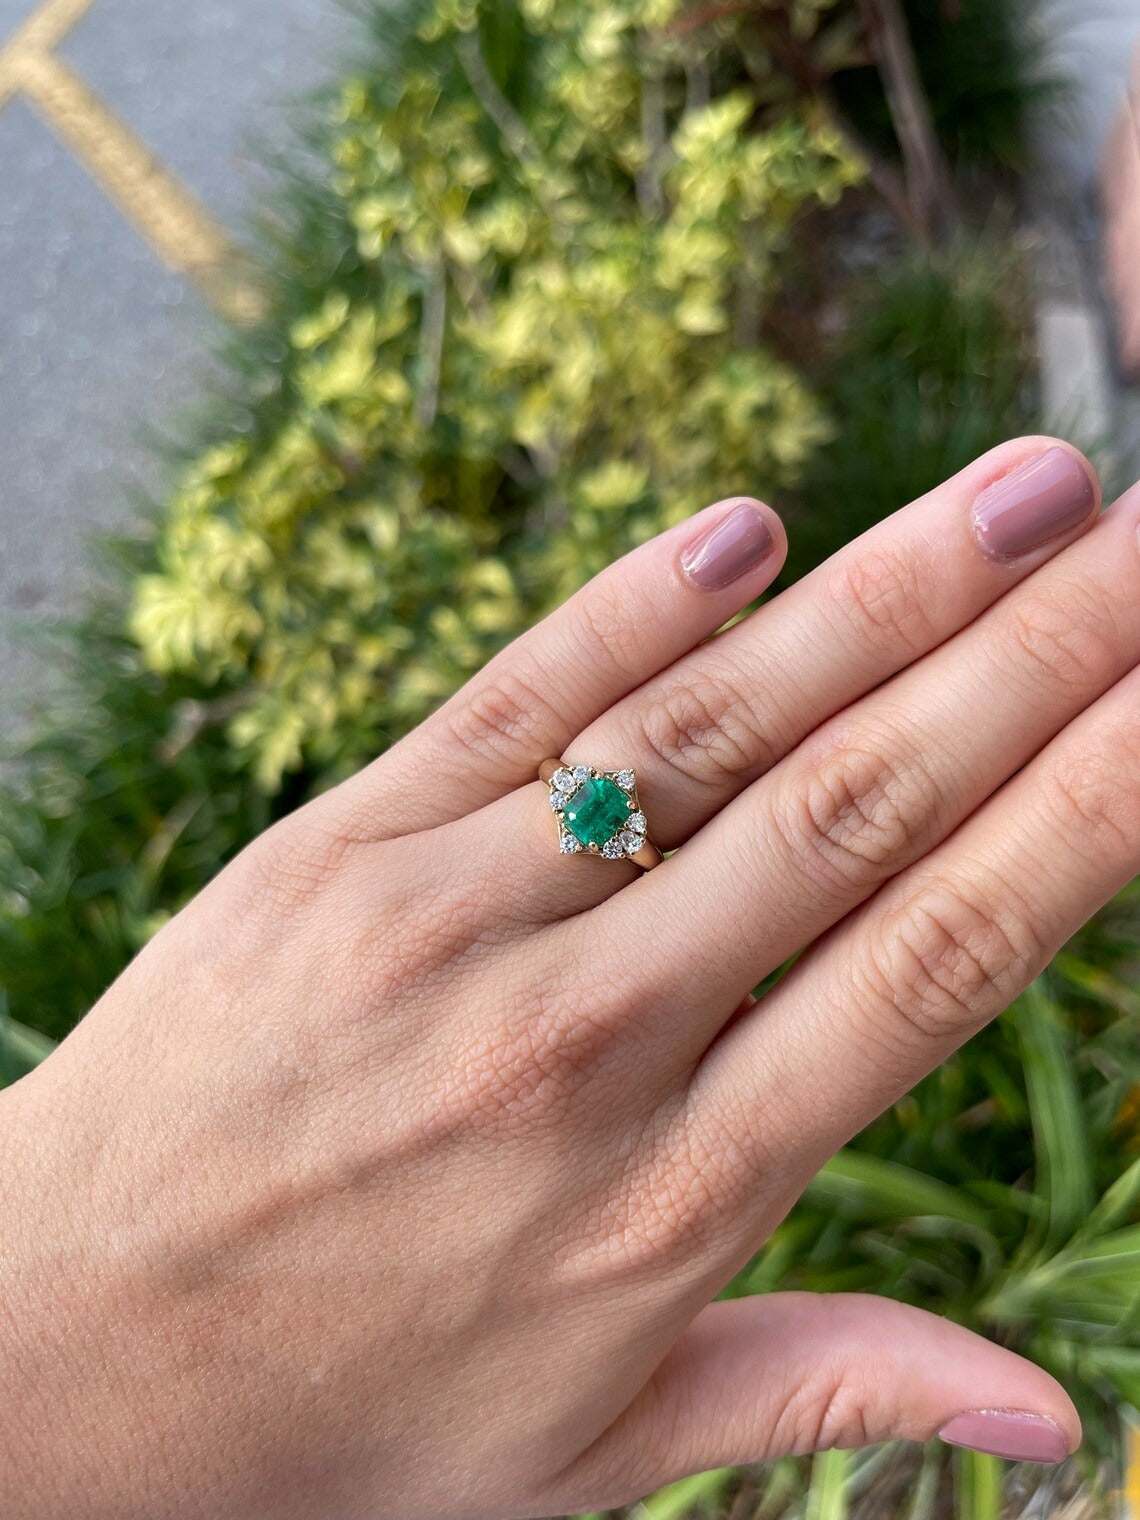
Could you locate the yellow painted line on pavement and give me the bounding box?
[0,0,263,322]
[1123,1412,1140,1518]
[0,0,92,102]
[0,0,93,113]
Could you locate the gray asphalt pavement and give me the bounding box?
[1038,0,1140,191]
[0,0,342,724]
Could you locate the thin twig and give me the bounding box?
[457,31,543,174]
[816,80,919,236]
[733,216,762,349]
[668,0,753,37]
[636,60,668,218]
[685,51,711,113]
[456,30,568,243]
[159,691,251,762]
[736,13,919,239]
[415,261,447,430]
[858,0,958,244]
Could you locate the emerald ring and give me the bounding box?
[539,759,662,869]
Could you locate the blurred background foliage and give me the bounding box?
[3,0,1137,1515]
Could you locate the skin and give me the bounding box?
[4,435,1140,1519]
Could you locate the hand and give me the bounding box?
[5,437,1135,1519]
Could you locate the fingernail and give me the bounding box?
[973,447,1096,561]
[681,500,775,590]
[938,1409,1071,1465]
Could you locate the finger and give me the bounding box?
[600,477,1140,1049]
[558,1295,1077,1510]
[329,497,785,839]
[565,437,1098,851]
[466,437,1099,925]
[692,657,1140,1187]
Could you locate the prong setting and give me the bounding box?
[543,763,649,860]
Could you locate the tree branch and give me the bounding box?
[858,0,958,243]
[415,261,447,430]
[457,31,543,174]
[636,60,668,217]
[738,11,920,240]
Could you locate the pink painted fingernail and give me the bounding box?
[973,447,1096,561]
[938,1409,1071,1464]
[681,499,775,590]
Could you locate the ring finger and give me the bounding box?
[468,437,1099,919]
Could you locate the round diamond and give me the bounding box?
[559,830,582,854]
[618,829,642,853]
[627,810,646,833]
[614,769,635,791]
[572,764,592,783]
[601,837,626,859]
[549,789,566,812]
[552,767,577,792]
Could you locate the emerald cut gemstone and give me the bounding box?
[562,776,631,848]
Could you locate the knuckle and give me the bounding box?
[781,738,938,895]
[573,574,653,686]
[1004,584,1119,694]
[444,665,563,775]
[590,1115,731,1276]
[639,660,780,790]
[828,543,938,659]
[440,969,625,1139]
[1045,732,1140,857]
[635,1121,732,1259]
[385,877,502,981]
[771,1371,877,1458]
[590,1091,781,1280]
[865,880,1042,1048]
[225,807,354,919]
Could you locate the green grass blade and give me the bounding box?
[754,1459,799,1517]
[0,1007,57,1086]
[953,1450,1001,1520]
[805,1449,850,1520]
[1016,983,1093,1241]
[904,1446,942,1520]
[1079,1156,1140,1239]
[807,1151,991,1231]
[640,1468,734,1520]
[1074,1345,1140,1405]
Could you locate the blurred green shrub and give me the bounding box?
[0,597,272,1042]
[130,0,861,791]
[786,243,1035,579]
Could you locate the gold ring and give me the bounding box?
[539,759,662,869]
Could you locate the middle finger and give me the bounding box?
[598,476,1140,1064]
[462,437,1098,925]
[572,437,1097,848]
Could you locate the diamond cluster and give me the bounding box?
[547,765,645,859]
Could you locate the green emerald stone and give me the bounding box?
[562,776,631,848]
